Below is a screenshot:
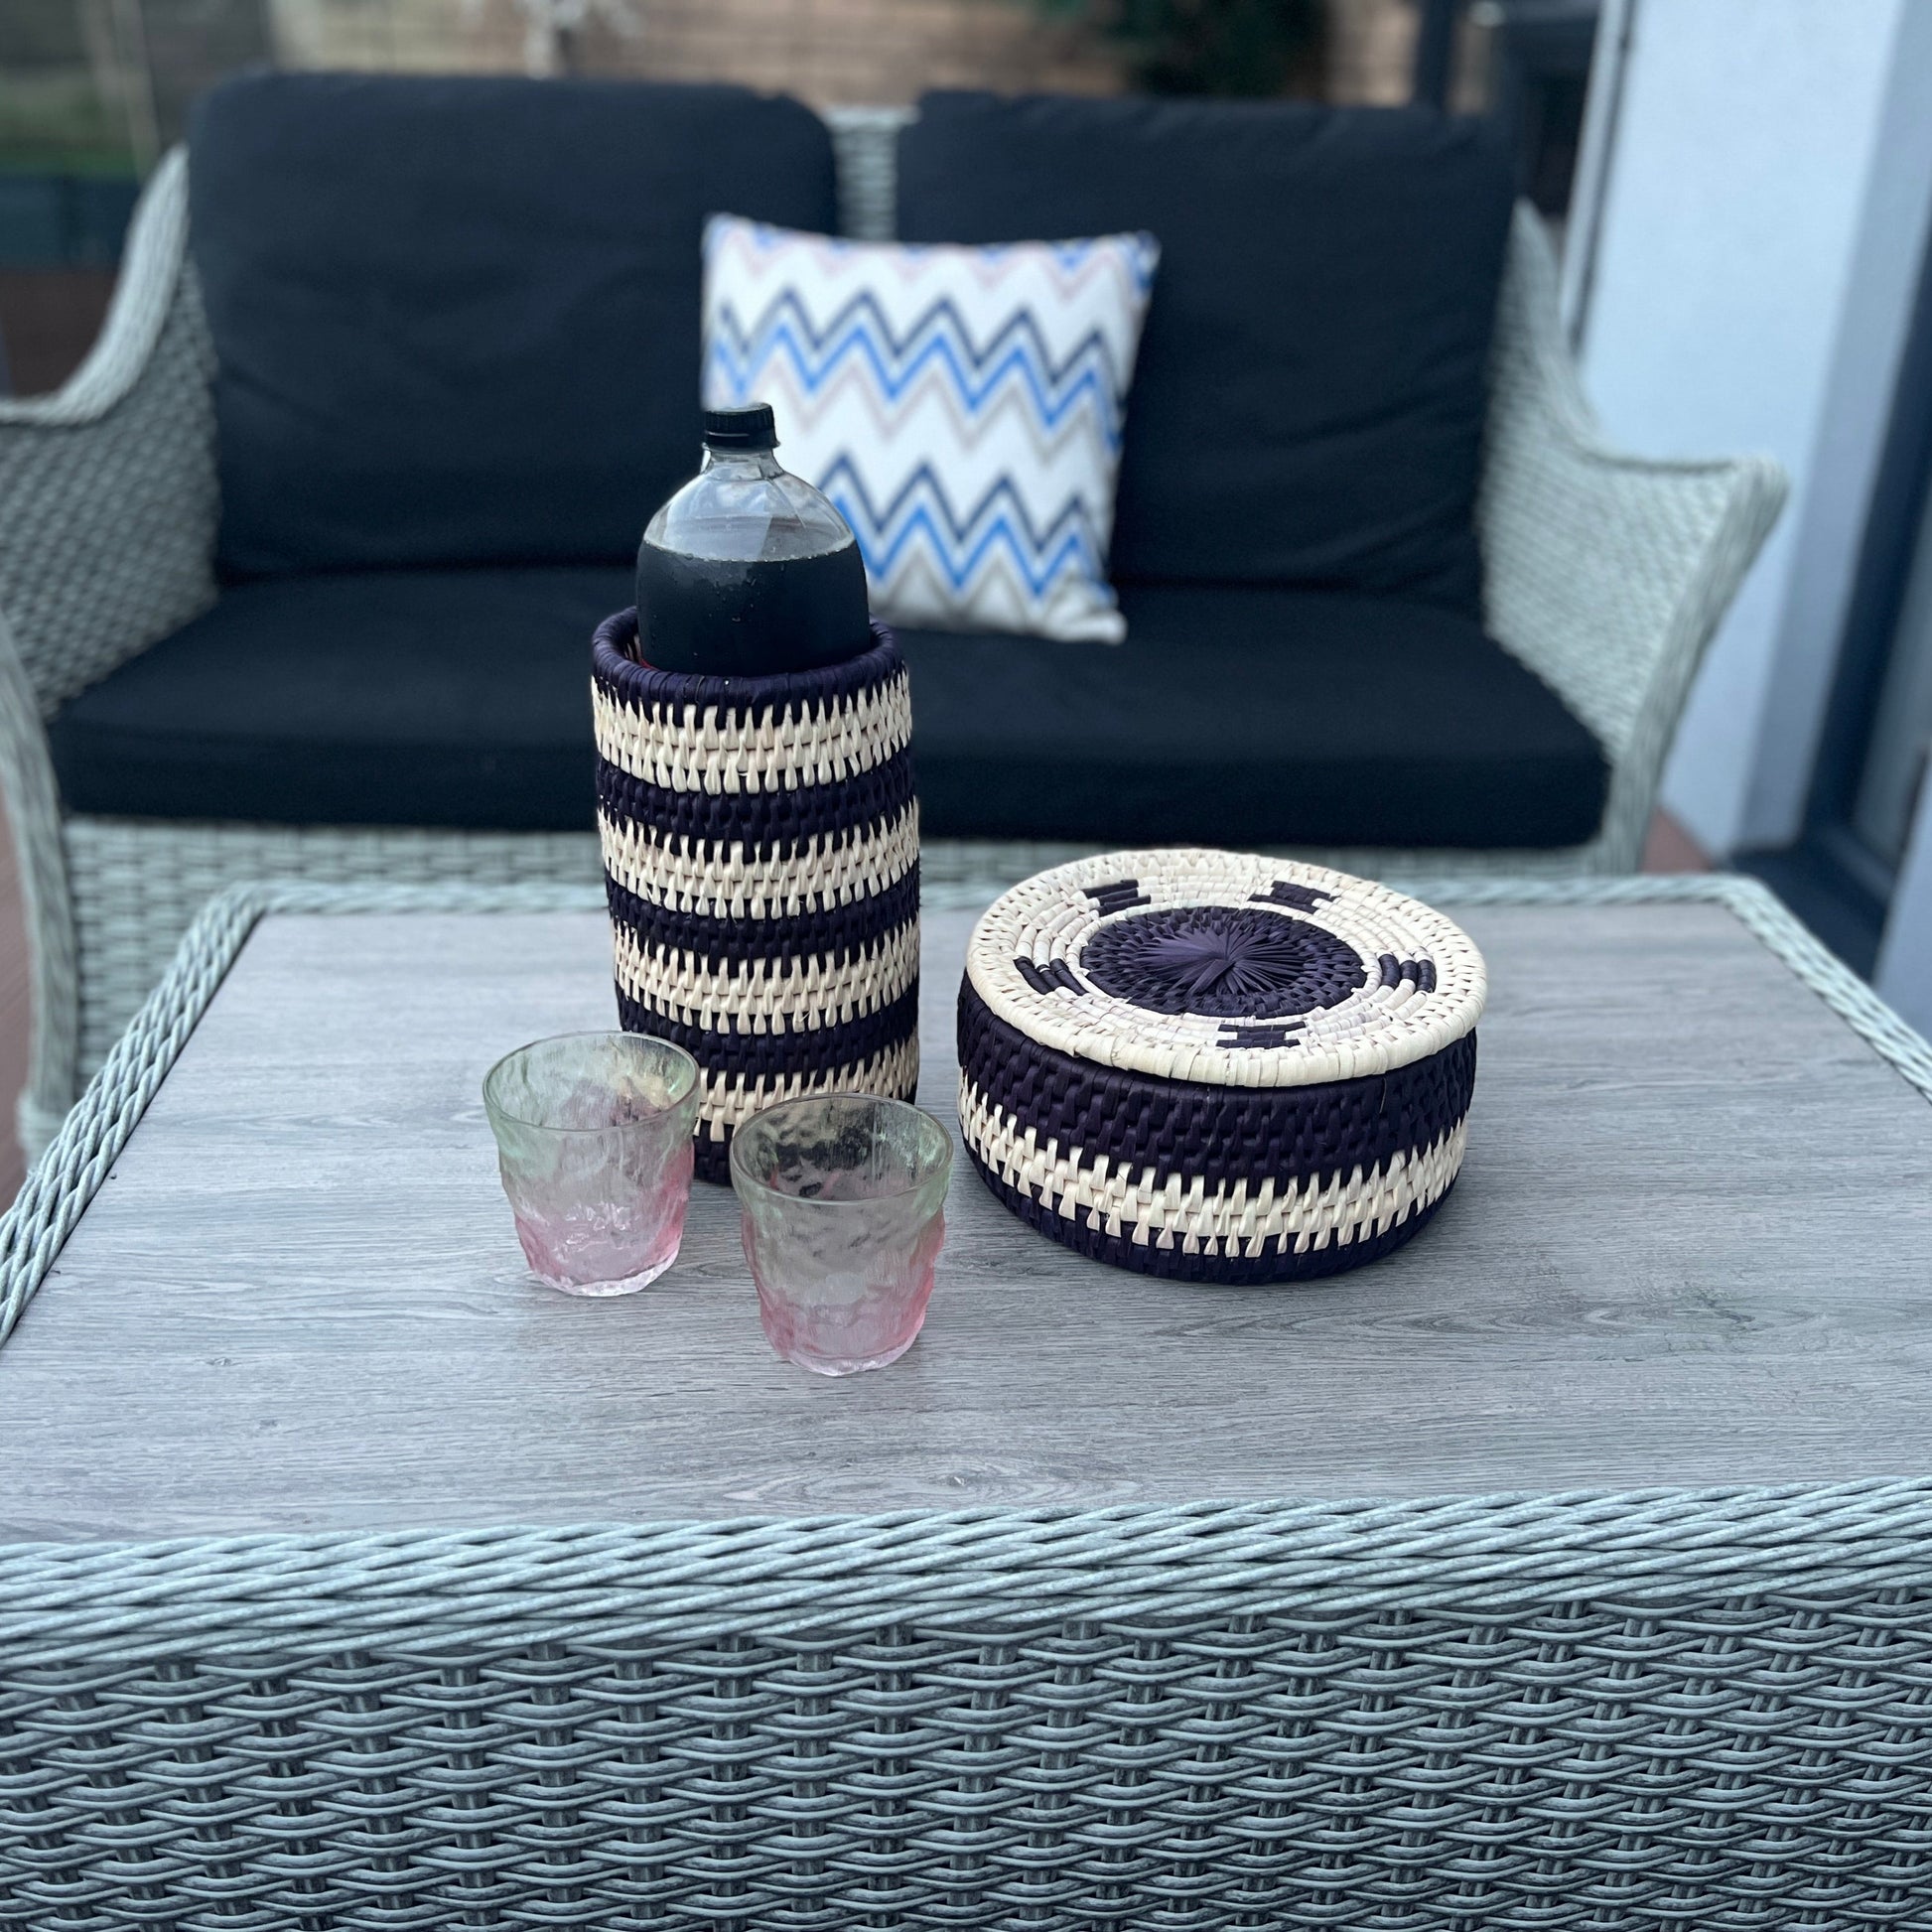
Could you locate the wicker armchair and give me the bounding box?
[0,111,1785,1161]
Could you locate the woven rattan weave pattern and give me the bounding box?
[593,611,919,1179]
[960,854,1485,1281]
[8,1487,1932,1931]
[1,879,1931,1929]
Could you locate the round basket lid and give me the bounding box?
[966,850,1487,1088]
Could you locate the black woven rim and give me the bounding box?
[593,610,902,720]
[967,1148,1457,1283]
[606,868,919,973]
[958,977,1475,1198]
[618,981,920,1081]
[598,749,915,853]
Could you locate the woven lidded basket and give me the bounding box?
[591,611,919,1181]
[958,849,1486,1281]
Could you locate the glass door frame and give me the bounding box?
[1751,216,1932,972]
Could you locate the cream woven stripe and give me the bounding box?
[614,916,918,1035]
[699,1035,920,1141]
[960,1076,1468,1258]
[592,675,911,795]
[599,805,919,919]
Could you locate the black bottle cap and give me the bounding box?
[702,403,777,452]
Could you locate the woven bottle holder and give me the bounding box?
[591,611,919,1182]
[958,849,1486,1282]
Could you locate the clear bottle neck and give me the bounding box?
[700,446,783,481]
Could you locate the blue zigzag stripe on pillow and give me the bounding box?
[818,459,1102,599]
[707,289,1134,447]
[700,216,1160,640]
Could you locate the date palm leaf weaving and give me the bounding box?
[592,613,919,1181]
[960,850,1486,1281]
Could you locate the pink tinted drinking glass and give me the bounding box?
[483,1033,700,1296]
[730,1094,953,1374]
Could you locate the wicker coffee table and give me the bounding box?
[2,875,1931,1929]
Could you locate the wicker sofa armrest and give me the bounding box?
[0,148,218,718]
[0,610,77,1162]
[0,147,217,1159]
[1478,207,1787,869]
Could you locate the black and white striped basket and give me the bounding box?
[592,612,919,1182]
[958,850,1486,1282]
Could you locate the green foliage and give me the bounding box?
[1029,0,1329,97]
[0,69,136,174]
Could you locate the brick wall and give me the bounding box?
[268,0,1425,107]
[269,0,1125,101]
[1326,0,1418,105]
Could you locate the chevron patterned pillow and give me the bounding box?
[702,215,1160,644]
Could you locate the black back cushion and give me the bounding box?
[897,91,1515,616]
[191,72,838,578]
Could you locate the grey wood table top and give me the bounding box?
[4,898,1931,1542]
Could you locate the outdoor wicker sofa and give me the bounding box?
[0,80,1785,1160]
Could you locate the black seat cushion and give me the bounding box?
[48,569,632,831]
[897,91,1515,619]
[50,577,1603,849]
[190,72,837,580]
[900,583,1606,848]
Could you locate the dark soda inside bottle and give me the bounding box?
[634,404,871,675]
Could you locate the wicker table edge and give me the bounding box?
[6,1477,1932,1666]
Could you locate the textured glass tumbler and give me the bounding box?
[483,1033,701,1296]
[730,1094,953,1374]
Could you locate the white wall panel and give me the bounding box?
[1572,0,1905,854]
